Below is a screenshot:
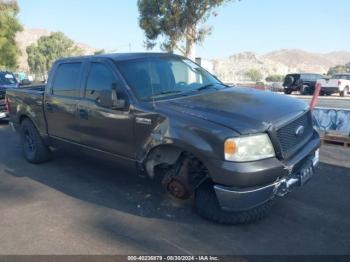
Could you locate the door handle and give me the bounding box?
[79,109,88,119]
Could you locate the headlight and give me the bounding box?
[224,134,275,162]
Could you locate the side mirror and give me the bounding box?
[111,83,127,110]
[111,97,126,110]
[96,84,127,110]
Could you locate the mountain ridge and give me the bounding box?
[213,49,350,82]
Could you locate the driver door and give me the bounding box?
[78,59,134,159]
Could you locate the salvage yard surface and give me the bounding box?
[0,121,349,255]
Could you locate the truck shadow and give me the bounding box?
[2,137,201,225]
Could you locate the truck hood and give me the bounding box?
[160,87,309,134]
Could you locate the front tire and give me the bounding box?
[195,181,273,225]
[20,118,51,164]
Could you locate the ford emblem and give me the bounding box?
[295,125,305,136]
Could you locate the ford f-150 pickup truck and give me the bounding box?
[6,53,320,224]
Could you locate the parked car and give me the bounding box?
[6,53,320,224]
[0,88,7,121]
[269,82,284,92]
[317,73,350,97]
[283,73,324,95]
[0,71,19,120]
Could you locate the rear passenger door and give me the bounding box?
[45,62,83,142]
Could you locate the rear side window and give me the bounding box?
[52,63,82,97]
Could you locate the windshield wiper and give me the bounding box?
[196,83,231,91]
[152,90,183,98]
[196,83,223,91]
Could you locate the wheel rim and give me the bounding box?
[24,129,36,154]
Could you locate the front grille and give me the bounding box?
[276,112,313,158]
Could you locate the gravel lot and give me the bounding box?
[0,121,349,255]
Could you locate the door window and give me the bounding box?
[52,63,82,97]
[85,63,116,107]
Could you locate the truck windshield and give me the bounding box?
[116,56,223,101]
[332,75,350,80]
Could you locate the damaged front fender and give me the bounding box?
[132,106,235,179]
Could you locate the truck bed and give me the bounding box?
[6,85,47,135]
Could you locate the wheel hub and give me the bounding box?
[164,177,192,200]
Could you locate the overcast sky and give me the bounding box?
[18,0,350,59]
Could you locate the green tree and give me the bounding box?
[94,49,105,55]
[26,32,82,77]
[138,0,238,59]
[245,69,263,82]
[327,63,350,75]
[0,0,23,70]
[265,74,284,82]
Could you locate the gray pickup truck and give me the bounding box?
[6,53,320,224]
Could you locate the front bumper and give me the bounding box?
[211,131,320,212]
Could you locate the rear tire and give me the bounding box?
[195,181,273,225]
[340,87,349,97]
[20,118,51,164]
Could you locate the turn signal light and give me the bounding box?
[224,139,237,156]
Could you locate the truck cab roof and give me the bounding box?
[56,52,179,63]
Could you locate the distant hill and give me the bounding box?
[16,28,97,72]
[15,29,350,81]
[212,49,350,83]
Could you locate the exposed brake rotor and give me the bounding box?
[165,176,192,200]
